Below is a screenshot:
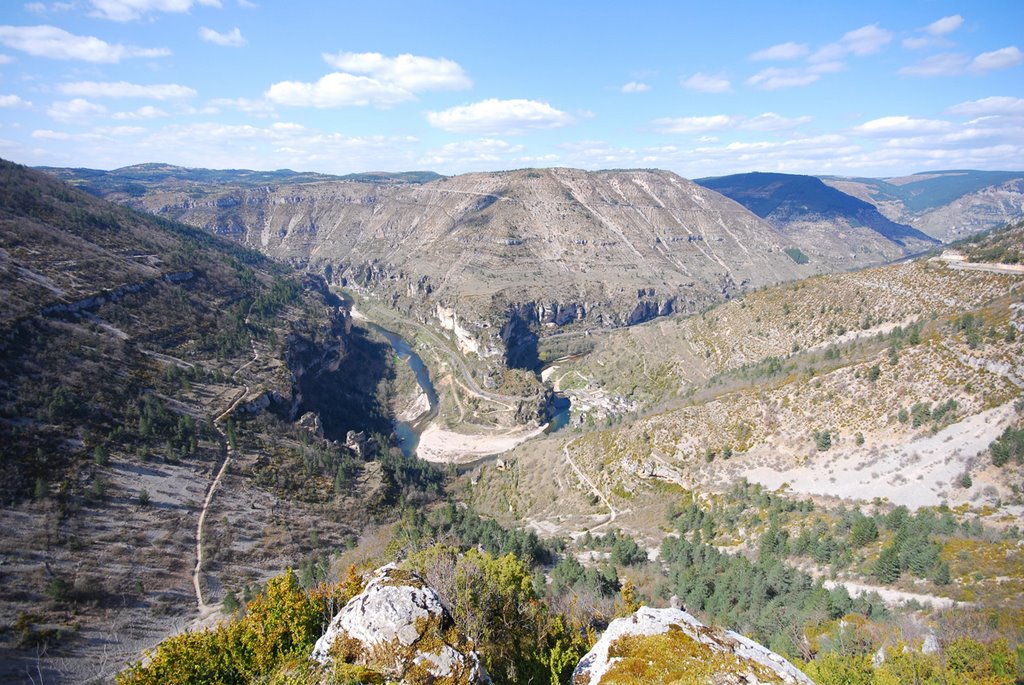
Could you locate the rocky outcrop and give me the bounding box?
[573,605,813,685]
[312,564,491,685]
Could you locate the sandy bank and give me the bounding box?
[416,422,548,464]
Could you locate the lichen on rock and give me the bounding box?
[311,564,491,685]
[572,606,813,685]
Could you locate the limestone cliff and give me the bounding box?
[109,167,815,367]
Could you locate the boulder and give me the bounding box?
[311,564,491,684]
[572,605,814,685]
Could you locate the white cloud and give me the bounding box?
[208,96,275,114]
[899,52,969,76]
[749,41,808,61]
[420,138,525,166]
[902,37,931,50]
[198,26,245,47]
[267,52,470,109]
[740,112,812,131]
[747,67,820,90]
[24,1,76,14]
[682,72,732,94]
[266,72,413,108]
[0,54,14,64]
[654,114,739,134]
[654,112,810,134]
[322,51,471,91]
[426,99,573,135]
[112,105,167,119]
[59,80,196,99]
[0,94,31,107]
[854,116,952,135]
[0,25,168,62]
[557,140,639,168]
[927,15,963,36]
[621,81,649,93]
[47,98,107,122]
[25,120,424,174]
[812,23,892,62]
[89,0,221,22]
[972,46,1023,72]
[901,46,1023,76]
[947,96,1024,117]
[809,61,845,75]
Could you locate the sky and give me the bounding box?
[0,0,1021,178]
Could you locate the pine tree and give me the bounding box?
[873,544,901,584]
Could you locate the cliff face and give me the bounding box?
[115,167,814,367]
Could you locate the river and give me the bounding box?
[364,321,439,458]
[344,295,570,457]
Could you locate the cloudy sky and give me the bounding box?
[0,0,1021,177]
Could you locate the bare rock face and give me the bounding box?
[119,168,815,367]
[573,606,813,685]
[311,564,491,685]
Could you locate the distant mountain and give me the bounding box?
[822,170,1024,242]
[61,165,830,369]
[696,172,939,254]
[38,163,443,197]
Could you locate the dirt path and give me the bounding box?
[191,309,259,614]
[931,252,1024,275]
[820,579,960,610]
[563,437,617,533]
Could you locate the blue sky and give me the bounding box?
[0,0,1021,177]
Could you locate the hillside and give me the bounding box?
[51,166,827,370]
[538,256,1023,508]
[468,243,1024,630]
[0,160,434,682]
[696,172,939,259]
[823,170,1024,242]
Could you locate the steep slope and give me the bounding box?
[823,170,1024,242]
[0,160,413,683]
[61,166,817,369]
[485,249,1024,536]
[697,172,938,263]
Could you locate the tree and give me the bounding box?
[873,544,901,584]
[849,514,878,548]
[866,365,881,382]
[932,560,951,586]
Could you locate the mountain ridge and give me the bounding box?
[696,171,939,247]
[64,165,820,370]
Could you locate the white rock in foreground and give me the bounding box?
[573,605,814,685]
[311,564,490,684]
